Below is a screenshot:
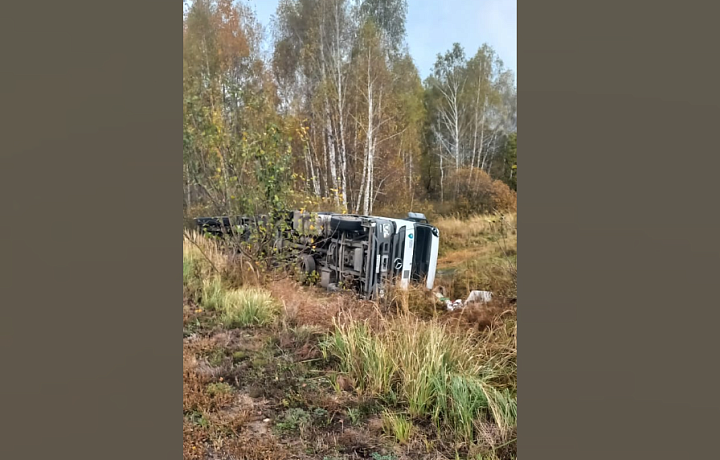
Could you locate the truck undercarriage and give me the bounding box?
[195,211,440,300]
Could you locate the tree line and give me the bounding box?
[183,0,517,219]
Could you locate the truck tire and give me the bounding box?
[299,254,316,274]
[330,215,363,232]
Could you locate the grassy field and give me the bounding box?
[183,213,517,460]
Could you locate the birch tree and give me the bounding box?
[428,43,468,199]
[352,20,389,215]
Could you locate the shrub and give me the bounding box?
[490,180,517,213]
[446,168,517,216]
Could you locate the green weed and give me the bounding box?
[347,407,361,425]
[206,382,234,397]
[381,411,413,444]
[276,408,312,433]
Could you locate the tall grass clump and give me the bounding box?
[183,230,261,289]
[198,278,279,328]
[324,319,396,396]
[323,314,516,443]
[219,288,279,328]
[184,231,278,328]
[183,231,229,298]
[183,256,198,294]
[183,243,202,299]
[200,277,226,311]
[381,411,414,444]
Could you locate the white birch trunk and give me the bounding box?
[362,78,373,215]
[319,16,339,206]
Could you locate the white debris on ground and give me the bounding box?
[466,290,493,303]
[434,288,493,311]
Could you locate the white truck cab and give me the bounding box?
[372,214,440,291]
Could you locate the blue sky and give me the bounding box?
[247,0,517,84]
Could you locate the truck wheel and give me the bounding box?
[330,215,363,232]
[299,254,316,274]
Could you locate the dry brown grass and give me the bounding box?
[183,323,297,460]
[444,300,516,332]
[432,212,517,301]
[183,230,229,273]
[183,340,237,460]
[269,278,384,331]
[383,282,443,319]
[434,213,517,251]
[183,342,235,414]
[437,245,499,271]
[183,230,262,290]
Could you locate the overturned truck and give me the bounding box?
[196,211,440,300]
